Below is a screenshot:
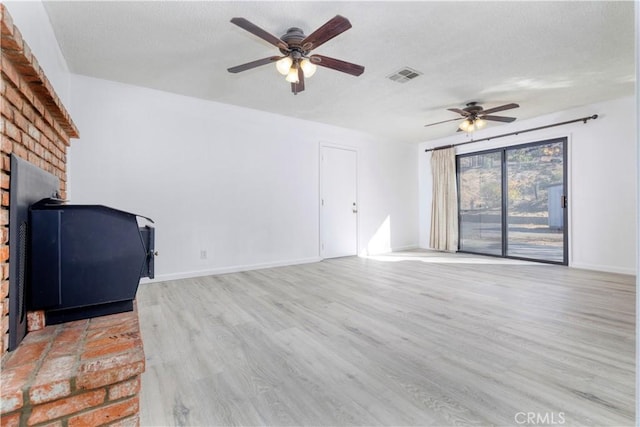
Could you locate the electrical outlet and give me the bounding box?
[200,250,207,260]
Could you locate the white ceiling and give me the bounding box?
[42,1,635,144]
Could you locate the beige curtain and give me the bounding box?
[430,147,458,252]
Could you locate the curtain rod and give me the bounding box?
[424,114,598,153]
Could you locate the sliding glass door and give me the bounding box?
[458,151,503,256]
[457,138,567,265]
[506,141,566,262]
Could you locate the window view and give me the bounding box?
[458,151,503,255]
[457,138,567,264]
[506,142,565,262]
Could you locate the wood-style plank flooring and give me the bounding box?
[137,250,635,426]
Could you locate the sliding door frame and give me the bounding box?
[456,137,568,265]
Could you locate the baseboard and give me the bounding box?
[142,256,323,284]
[569,262,636,276]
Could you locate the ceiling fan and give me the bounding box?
[425,102,520,132]
[227,15,365,95]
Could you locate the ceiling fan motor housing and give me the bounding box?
[280,27,308,55]
[464,102,484,114]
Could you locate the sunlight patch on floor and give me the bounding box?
[364,251,536,265]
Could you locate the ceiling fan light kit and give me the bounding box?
[285,64,300,83]
[276,56,293,75]
[299,59,317,77]
[459,118,486,132]
[228,15,365,94]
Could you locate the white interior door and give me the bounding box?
[321,146,357,258]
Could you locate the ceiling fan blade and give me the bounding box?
[310,55,364,76]
[480,103,519,115]
[227,56,283,73]
[291,68,305,94]
[481,115,517,123]
[424,118,463,127]
[447,108,471,117]
[230,17,288,50]
[301,15,352,50]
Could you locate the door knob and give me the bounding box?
[352,202,358,213]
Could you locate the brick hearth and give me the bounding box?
[1,308,143,426]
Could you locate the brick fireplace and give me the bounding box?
[1,5,146,425]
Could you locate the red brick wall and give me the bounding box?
[0,9,146,426]
[0,3,79,357]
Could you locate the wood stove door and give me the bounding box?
[140,225,155,279]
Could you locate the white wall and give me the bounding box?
[4,1,71,106]
[634,5,639,421]
[68,75,418,281]
[419,96,637,275]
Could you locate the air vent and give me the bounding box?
[387,67,422,83]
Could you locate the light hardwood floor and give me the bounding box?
[137,250,635,426]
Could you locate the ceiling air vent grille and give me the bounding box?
[387,67,422,83]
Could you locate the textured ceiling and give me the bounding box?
[42,1,635,144]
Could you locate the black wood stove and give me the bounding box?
[7,154,156,350]
[29,198,155,325]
